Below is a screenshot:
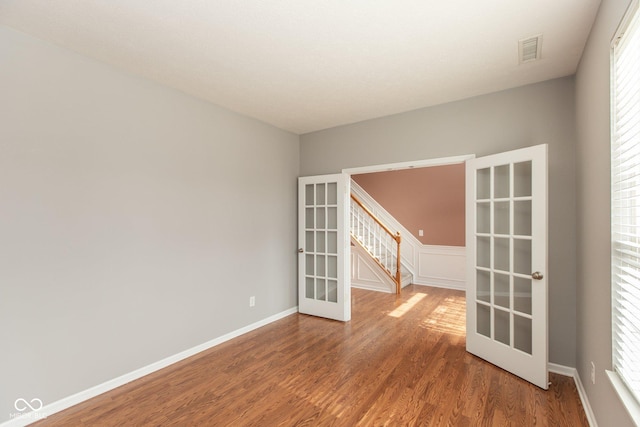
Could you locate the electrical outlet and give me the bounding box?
[249,296,255,307]
[418,229,424,237]
[591,361,596,384]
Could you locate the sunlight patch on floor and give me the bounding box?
[387,293,427,318]
[420,296,466,336]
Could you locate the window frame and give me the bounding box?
[609,0,640,424]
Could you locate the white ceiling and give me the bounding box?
[0,1,601,134]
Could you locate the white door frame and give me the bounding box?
[342,154,475,176]
[343,154,474,291]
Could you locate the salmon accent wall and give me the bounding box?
[353,164,465,246]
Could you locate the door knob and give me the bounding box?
[531,271,543,280]
[298,248,304,253]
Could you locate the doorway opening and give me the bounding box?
[343,155,473,295]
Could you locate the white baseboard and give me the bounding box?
[412,278,466,291]
[351,283,393,293]
[548,362,576,377]
[1,307,299,427]
[548,363,597,427]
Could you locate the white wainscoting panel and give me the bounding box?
[415,245,466,290]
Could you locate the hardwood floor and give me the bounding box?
[34,285,588,426]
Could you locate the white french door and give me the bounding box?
[466,144,548,389]
[298,174,350,321]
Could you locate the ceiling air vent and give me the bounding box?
[519,35,542,64]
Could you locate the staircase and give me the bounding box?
[377,253,413,288]
[350,193,413,293]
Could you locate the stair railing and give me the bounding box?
[350,194,402,294]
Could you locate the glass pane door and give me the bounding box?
[466,145,547,389]
[298,174,350,321]
[474,161,533,354]
[304,181,339,303]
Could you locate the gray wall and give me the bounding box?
[301,77,578,367]
[0,25,299,422]
[575,0,635,426]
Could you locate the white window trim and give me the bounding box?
[606,370,640,424]
[610,1,640,425]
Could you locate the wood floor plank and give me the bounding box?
[33,285,588,426]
